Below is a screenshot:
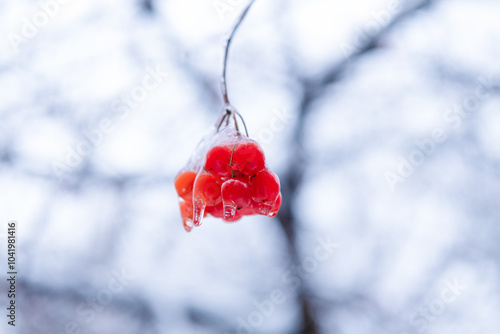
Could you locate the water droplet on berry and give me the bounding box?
[223,203,237,220]
[193,199,206,226]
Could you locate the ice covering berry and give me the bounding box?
[174,119,281,232]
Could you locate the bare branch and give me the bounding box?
[276,1,438,333]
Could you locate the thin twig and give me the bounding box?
[234,110,249,136]
[221,0,256,106]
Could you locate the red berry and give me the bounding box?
[205,145,233,178]
[206,202,224,218]
[250,169,280,215]
[250,169,280,203]
[221,179,251,220]
[174,171,197,201]
[231,141,265,176]
[194,173,222,206]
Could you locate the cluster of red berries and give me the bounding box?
[175,138,281,232]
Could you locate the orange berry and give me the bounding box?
[174,171,197,201]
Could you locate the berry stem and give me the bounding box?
[232,111,241,135]
[216,106,250,137]
[234,110,249,136]
[229,141,237,177]
[220,0,256,107]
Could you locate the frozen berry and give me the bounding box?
[231,141,265,176]
[250,169,280,204]
[175,125,281,231]
[205,145,233,178]
[194,173,222,206]
[175,171,197,201]
[221,179,251,220]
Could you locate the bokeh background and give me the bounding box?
[1,0,499,333]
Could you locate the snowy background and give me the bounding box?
[1,0,499,333]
